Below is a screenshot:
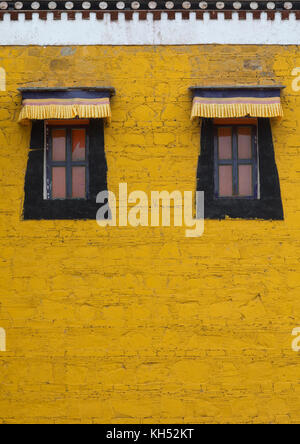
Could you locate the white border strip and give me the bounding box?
[0,12,299,45]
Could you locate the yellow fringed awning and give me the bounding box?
[19,100,111,122]
[190,86,284,119]
[18,88,115,124]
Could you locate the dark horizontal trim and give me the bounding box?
[1,1,300,14]
[190,87,284,99]
[189,85,286,90]
[2,10,300,22]
[19,87,116,96]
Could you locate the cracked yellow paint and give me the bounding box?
[0,46,299,424]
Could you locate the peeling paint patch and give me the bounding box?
[244,59,263,71]
[61,47,76,57]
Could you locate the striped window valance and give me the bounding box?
[190,86,284,119]
[18,88,115,124]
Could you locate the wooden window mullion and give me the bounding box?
[252,126,258,199]
[214,127,219,198]
[85,129,89,199]
[46,126,52,200]
[232,127,239,196]
[66,128,72,199]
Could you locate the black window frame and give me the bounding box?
[46,125,90,200]
[197,118,284,220]
[214,124,258,200]
[23,119,108,220]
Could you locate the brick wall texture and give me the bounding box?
[0,45,299,424]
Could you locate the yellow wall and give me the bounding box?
[0,45,299,424]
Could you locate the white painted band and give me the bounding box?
[0,12,299,46]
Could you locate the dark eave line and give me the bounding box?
[189,85,286,90]
[19,87,116,96]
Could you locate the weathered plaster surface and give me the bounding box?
[0,13,299,45]
[0,45,299,424]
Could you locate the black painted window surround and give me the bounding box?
[197,118,284,220]
[23,119,108,220]
[24,118,283,221]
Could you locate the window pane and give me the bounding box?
[239,165,253,196]
[218,127,232,160]
[72,167,86,198]
[219,165,233,197]
[72,129,86,161]
[52,129,66,161]
[52,167,66,199]
[238,127,252,160]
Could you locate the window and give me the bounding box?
[197,118,284,220]
[46,125,89,200]
[23,119,108,220]
[214,124,258,199]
